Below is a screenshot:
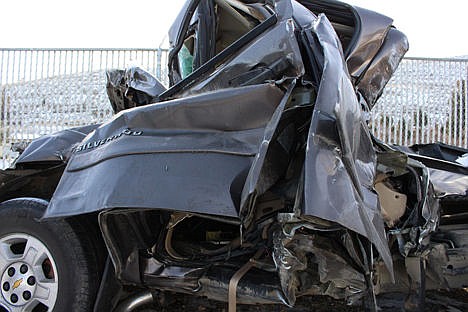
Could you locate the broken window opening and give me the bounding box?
[171,0,270,84]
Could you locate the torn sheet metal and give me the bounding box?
[297,0,407,98]
[106,66,166,113]
[14,124,99,165]
[272,221,367,306]
[345,6,394,80]
[239,80,296,223]
[457,153,468,167]
[356,27,409,108]
[410,159,440,253]
[429,168,468,197]
[302,14,392,271]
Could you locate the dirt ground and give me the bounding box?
[151,289,468,312]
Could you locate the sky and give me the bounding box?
[1,0,467,57]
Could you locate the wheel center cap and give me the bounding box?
[12,278,23,290]
[1,262,37,306]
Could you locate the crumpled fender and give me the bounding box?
[14,124,99,165]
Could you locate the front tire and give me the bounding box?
[0,198,102,312]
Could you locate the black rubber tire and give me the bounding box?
[0,198,103,312]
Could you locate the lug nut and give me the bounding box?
[20,264,28,274]
[23,290,31,300]
[2,282,10,291]
[27,276,36,286]
[7,267,15,277]
[10,293,18,304]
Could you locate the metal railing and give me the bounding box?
[0,48,169,166]
[0,49,467,167]
[371,57,467,148]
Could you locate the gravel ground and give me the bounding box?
[147,289,468,312]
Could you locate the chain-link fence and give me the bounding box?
[0,49,467,167]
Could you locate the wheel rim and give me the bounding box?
[0,233,58,312]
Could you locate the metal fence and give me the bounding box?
[0,49,467,167]
[0,48,169,166]
[372,57,467,148]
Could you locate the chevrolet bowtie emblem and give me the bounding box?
[12,278,23,290]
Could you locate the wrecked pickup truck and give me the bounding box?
[1,0,467,311]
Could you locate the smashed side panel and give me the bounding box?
[45,84,284,219]
[303,14,392,272]
[46,153,252,218]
